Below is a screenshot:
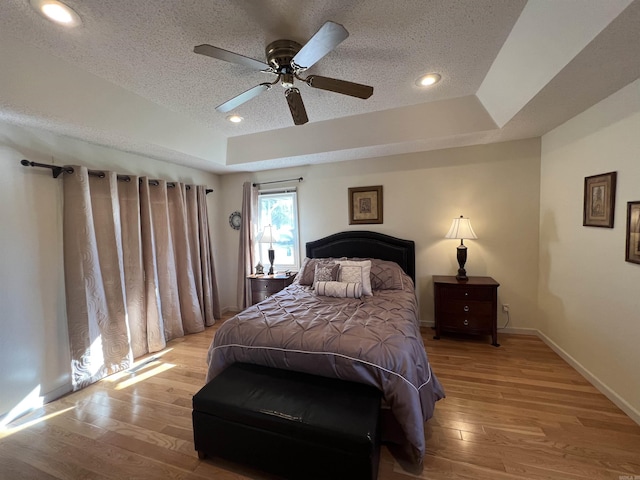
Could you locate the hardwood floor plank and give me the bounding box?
[0,450,62,480]
[99,431,198,469]
[457,428,635,477]
[23,422,201,480]
[2,319,639,480]
[502,460,604,480]
[1,433,113,480]
[161,424,195,443]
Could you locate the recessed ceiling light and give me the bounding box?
[30,0,82,27]
[415,73,441,88]
[227,115,243,123]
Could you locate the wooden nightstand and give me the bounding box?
[433,275,500,346]
[248,274,295,306]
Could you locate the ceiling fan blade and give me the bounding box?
[194,44,270,71]
[285,88,308,125]
[307,75,373,99]
[292,21,349,70]
[215,83,271,113]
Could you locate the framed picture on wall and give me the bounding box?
[583,171,617,228]
[625,201,640,264]
[348,185,383,225]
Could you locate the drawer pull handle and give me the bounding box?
[463,305,470,312]
[463,319,469,326]
[464,292,468,296]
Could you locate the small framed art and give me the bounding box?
[625,201,640,264]
[348,185,383,225]
[583,171,617,228]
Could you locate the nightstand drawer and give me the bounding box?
[439,300,492,316]
[251,291,272,304]
[252,278,287,294]
[439,314,492,332]
[438,285,493,301]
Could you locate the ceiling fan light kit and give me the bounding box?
[194,21,374,126]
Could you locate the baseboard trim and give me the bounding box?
[420,322,538,336]
[498,326,538,335]
[43,383,72,404]
[536,330,640,426]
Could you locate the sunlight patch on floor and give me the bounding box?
[104,347,174,383]
[0,406,75,440]
[114,363,176,390]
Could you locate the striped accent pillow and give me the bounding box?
[315,281,363,298]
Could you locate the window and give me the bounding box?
[256,190,300,273]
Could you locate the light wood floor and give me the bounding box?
[2,315,639,480]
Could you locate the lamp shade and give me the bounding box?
[258,225,275,246]
[445,216,477,240]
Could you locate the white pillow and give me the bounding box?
[315,281,363,298]
[337,260,372,296]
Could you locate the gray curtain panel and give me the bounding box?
[139,179,166,355]
[63,167,133,390]
[237,181,258,309]
[63,167,219,391]
[189,185,221,325]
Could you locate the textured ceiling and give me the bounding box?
[1,0,639,173]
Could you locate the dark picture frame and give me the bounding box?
[348,185,383,225]
[625,201,640,264]
[583,171,617,228]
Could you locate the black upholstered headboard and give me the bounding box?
[305,231,415,283]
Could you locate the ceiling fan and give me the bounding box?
[194,21,374,126]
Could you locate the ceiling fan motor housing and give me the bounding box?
[265,39,302,80]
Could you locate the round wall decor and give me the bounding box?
[229,211,242,230]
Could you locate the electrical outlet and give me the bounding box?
[502,304,510,312]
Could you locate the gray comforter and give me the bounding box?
[206,273,444,464]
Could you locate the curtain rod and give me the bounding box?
[253,177,303,187]
[20,160,213,193]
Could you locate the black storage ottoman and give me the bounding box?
[192,363,382,480]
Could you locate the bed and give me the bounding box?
[206,231,445,469]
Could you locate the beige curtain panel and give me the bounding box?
[237,181,258,309]
[63,166,220,391]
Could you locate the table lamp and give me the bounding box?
[445,215,477,281]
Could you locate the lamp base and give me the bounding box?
[455,243,468,281]
[455,270,468,281]
[268,248,274,275]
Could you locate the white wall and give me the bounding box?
[217,139,542,328]
[539,79,640,422]
[0,122,221,419]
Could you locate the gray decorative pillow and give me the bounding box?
[369,259,405,290]
[336,257,406,291]
[297,257,342,285]
[313,262,339,287]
